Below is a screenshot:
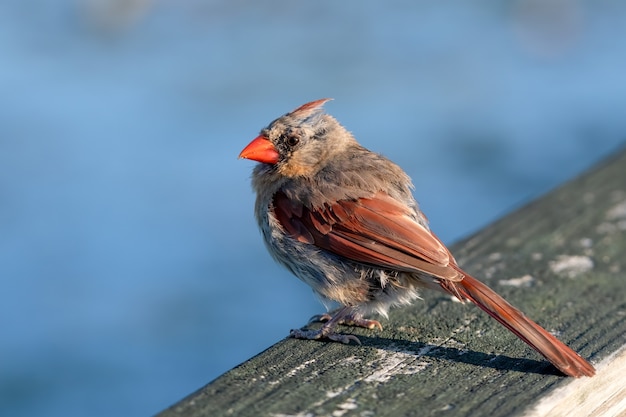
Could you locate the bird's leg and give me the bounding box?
[291,306,361,344]
[290,306,381,344]
[310,308,383,330]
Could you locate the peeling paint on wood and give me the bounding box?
[525,345,626,417]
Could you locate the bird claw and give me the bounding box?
[293,309,382,344]
[308,313,332,324]
[309,312,383,330]
[292,307,380,344]
[344,317,383,330]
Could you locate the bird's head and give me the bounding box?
[239,99,354,178]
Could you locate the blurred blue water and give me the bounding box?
[1,1,625,416]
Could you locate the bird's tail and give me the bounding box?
[442,273,595,377]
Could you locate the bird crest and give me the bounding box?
[288,98,333,123]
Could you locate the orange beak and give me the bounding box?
[239,136,280,164]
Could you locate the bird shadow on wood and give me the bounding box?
[353,335,563,377]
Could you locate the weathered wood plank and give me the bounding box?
[158,147,626,417]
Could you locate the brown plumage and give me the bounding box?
[239,99,595,377]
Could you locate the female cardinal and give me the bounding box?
[239,99,595,377]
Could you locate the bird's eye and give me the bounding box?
[285,136,300,147]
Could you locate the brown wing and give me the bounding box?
[273,191,463,281]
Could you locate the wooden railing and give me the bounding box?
[157,147,626,417]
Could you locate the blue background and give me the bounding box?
[1,1,625,416]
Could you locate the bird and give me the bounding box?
[238,98,595,377]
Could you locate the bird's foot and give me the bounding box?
[290,307,382,344]
[309,311,383,330]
